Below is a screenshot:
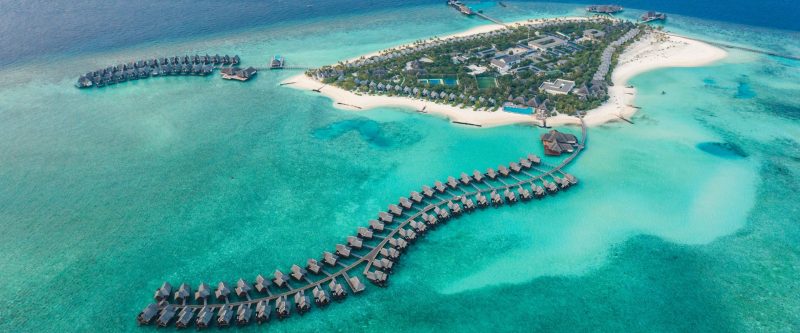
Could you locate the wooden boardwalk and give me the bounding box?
[137,119,587,328]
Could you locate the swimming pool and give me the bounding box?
[503,105,533,115]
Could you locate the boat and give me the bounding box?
[270,55,285,69]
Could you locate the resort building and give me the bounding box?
[539,79,576,95]
[220,67,257,81]
[490,54,521,74]
[583,29,606,40]
[528,36,567,51]
[541,129,578,156]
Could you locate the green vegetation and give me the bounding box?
[308,19,644,115]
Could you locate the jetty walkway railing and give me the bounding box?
[136,119,587,328]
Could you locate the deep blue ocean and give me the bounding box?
[0,0,797,68]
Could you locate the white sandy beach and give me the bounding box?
[285,19,728,128]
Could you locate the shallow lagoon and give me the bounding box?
[0,1,799,332]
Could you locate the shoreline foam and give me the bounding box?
[285,19,728,128]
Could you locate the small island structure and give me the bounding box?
[305,17,641,116]
[270,55,285,69]
[447,0,474,15]
[641,11,667,23]
[541,129,578,156]
[586,4,623,14]
[220,66,257,81]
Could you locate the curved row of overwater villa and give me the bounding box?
[135,119,587,329]
[75,54,241,88]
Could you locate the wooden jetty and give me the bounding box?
[75,54,240,89]
[137,120,587,328]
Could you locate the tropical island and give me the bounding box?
[308,17,638,116]
[288,17,727,127]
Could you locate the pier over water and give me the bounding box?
[137,119,588,328]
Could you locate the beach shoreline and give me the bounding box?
[285,18,728,128]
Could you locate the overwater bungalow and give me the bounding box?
[357,227,374,239]
[215,282,231,301]
[175,307,194,328]
[254,274,272,293]
[294,291,311,315]
[348,276,366,293]
[509,162,521,173]
[154,282,172,301]
[196,306,213,329]
[156,304,177,327]
[336,244,352,257]
[461,195,476,210]
[473,170,485,182]
[434,180,446,193]
[290,264,307,281]
[237,304,252,326]
[519,186,532,200]
[447,176,459,188]
[217,304,234,327]
[255,300,271,324]
[174,283,191,303]
[448,201,463,215]
[460,172,471,185]
[273,270,288,288]
[235,278,251,298]
[399,228,417,241]
[347,236,363,249]
[491,191,503,206]
[366,270,389,287]
[373,258,394,273]
[312,286,330,307]
[389,237,409,250]
[380,247,401,260]
[399,197,413,209]
[504,189,518,203]
[388,204,403,216]
[498,165,510,176]
[527,154,542,165]
[306,259,322,275]
[565,173,578,185]
[476,193,489,207]
[422,185,434,197]
[137,303,159,325]
[520,158,532,169]
[195,282,210,302]
[486,168,498,179]
[434,206,450,220]
[410,191,424,203]
[329,280,347,301]
[379,211,394,223]
[541,129,578,156]
[276,296,291,320]
[369,219,385,232]
[323,251,338,267]
[410,220,427,234]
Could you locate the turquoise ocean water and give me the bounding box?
[0,1,799,332]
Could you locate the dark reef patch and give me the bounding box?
[697,141,748,159]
